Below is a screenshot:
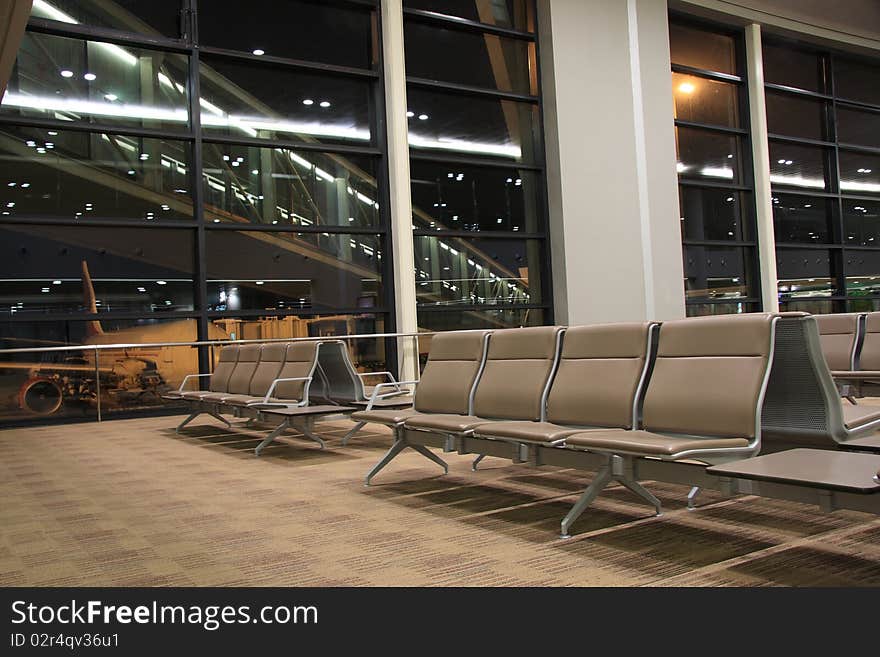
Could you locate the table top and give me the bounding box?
[707,449,880,493]
[256,404,356,417]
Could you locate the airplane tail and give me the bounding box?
[81,260,104,337]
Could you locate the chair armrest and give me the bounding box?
[257,376,313,407]
[357,371,397,383]
[367,380,419,410]
[179,373,212,391]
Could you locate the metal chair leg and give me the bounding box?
[365,438,407,486]
[687,486,701,510]
[208,412,231,428]
[340,421,366,446]
[176,412,199,433]
[560,465,612,539]
[619,478,662,517]
[255,419,289,456]
[410,444,449,474]
[296,419,326,450]
[471,454,487,471]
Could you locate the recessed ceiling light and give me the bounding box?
[319,101,331,108]
[252,49,265,56]
[418,114,429,120]
[302,99,314,106]
[60,70,73,78]
[156,280,167,285]
[678,82,695,94]
[83,72,96,81]
[406,111,414,118]
[20,183,29,188]
[104,93,118,101]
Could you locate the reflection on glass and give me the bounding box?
[837,107,880,149]
[403,0,534,32]
[679,187,751,241]
[675,126,742,184]
[204,230,382,312]
[844,199,880,246]
[778,298,834,314]
[768,141,829,191]
[845,251,880,296]
[0,317,198,421]
[414,236,540,307]
[765,91,829,141]
[838,149,880,196]
[417,308,543,333]
[761,43,825,93]
[1,31,189,131]
[0,225,195,315]
[671,72,739,127]
[772,194,834,244]
[669,23,737,75]
[406,87,539,162]
[202,144,379,227]
[0,124,191,221]
[405,21,536,95]
[199,57,372,145]
[199,0,375,69]
[776,248,837,300]
[686,302,757,317]
[410,162,538,232]
[684,245,753,301]
[30,0,182,38]
[834,57,880,107]
[209,314,388,370]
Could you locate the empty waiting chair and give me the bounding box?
[474,322,656,444]
[557,313,777,535]
[403,325,564,435]
[164,343,239,402]
[195,343,262,404]
[814,313,861,372]
[219,342,287,407]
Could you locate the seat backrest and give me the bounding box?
[472,326,564,421]
[761,312,849,447]
[413,330,491,414]
[273,341,319,400]
[225,344,262,395]
[314,340,365,402]
[247,342,287,396]
[642,314,775,440]
[859,312,880,370]
[209,344,239,392]
[814,313,860,371]
[546,322,655,429]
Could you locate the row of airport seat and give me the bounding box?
[162,340,410,455]
[353,312,880,537]
[815,311,880,398]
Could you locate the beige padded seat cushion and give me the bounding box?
[413,330,489,415]
[208,344,240,393]
[272,341,319,400]
[351,408,423,425]
[841,403,880,430]
[545,322,650,428]
[404,414,496,433]
[642,314,773,439]
[814,313,859,371]
[473,421,585,443]
[225,344,262,394]
[472,326,562,421]
[245,342,286,397]
[179,390,215,401]
[564,429,749,456]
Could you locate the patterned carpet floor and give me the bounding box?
[1,414,879,587]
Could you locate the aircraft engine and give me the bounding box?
[18,377,64,416]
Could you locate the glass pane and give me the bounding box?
[0,317,197,422]
[0,124,192,221]
[685,302,759,317]
[30,0,183,39]
[669,23,737,76]
[849,297,880,312]
[679,187,752,241]
[403,0,534,32]
[208,314,389,369]
[672,72,739,127]
[414,236,541,306]
[417,308,544,332]
[768,141,830,192]
[406,87,539,163]
[834,57,880,107]
[1,32,189,132]
[202,143,379,228]
[765,91,829,141]
[410,161,540,233]
[199,57,372,146]
[405,21,536,95]
[779,298,834,314]
[675,127,743,184]
[0,224,195,315]
[204,230,383,312]
[839,149,880,196]
[761,43,826,93]
[843,199,880,246]
[683,245,754,301]
[198,0,374,69]
[837,107,880,149]
[772,194,835,244]
[776,248,837,298]
[845,251,880,297]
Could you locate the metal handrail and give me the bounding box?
[0,330,435,355]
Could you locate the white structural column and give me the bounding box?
[381,0,418,379]
[539,0,685,325]
[744,23,779,312]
